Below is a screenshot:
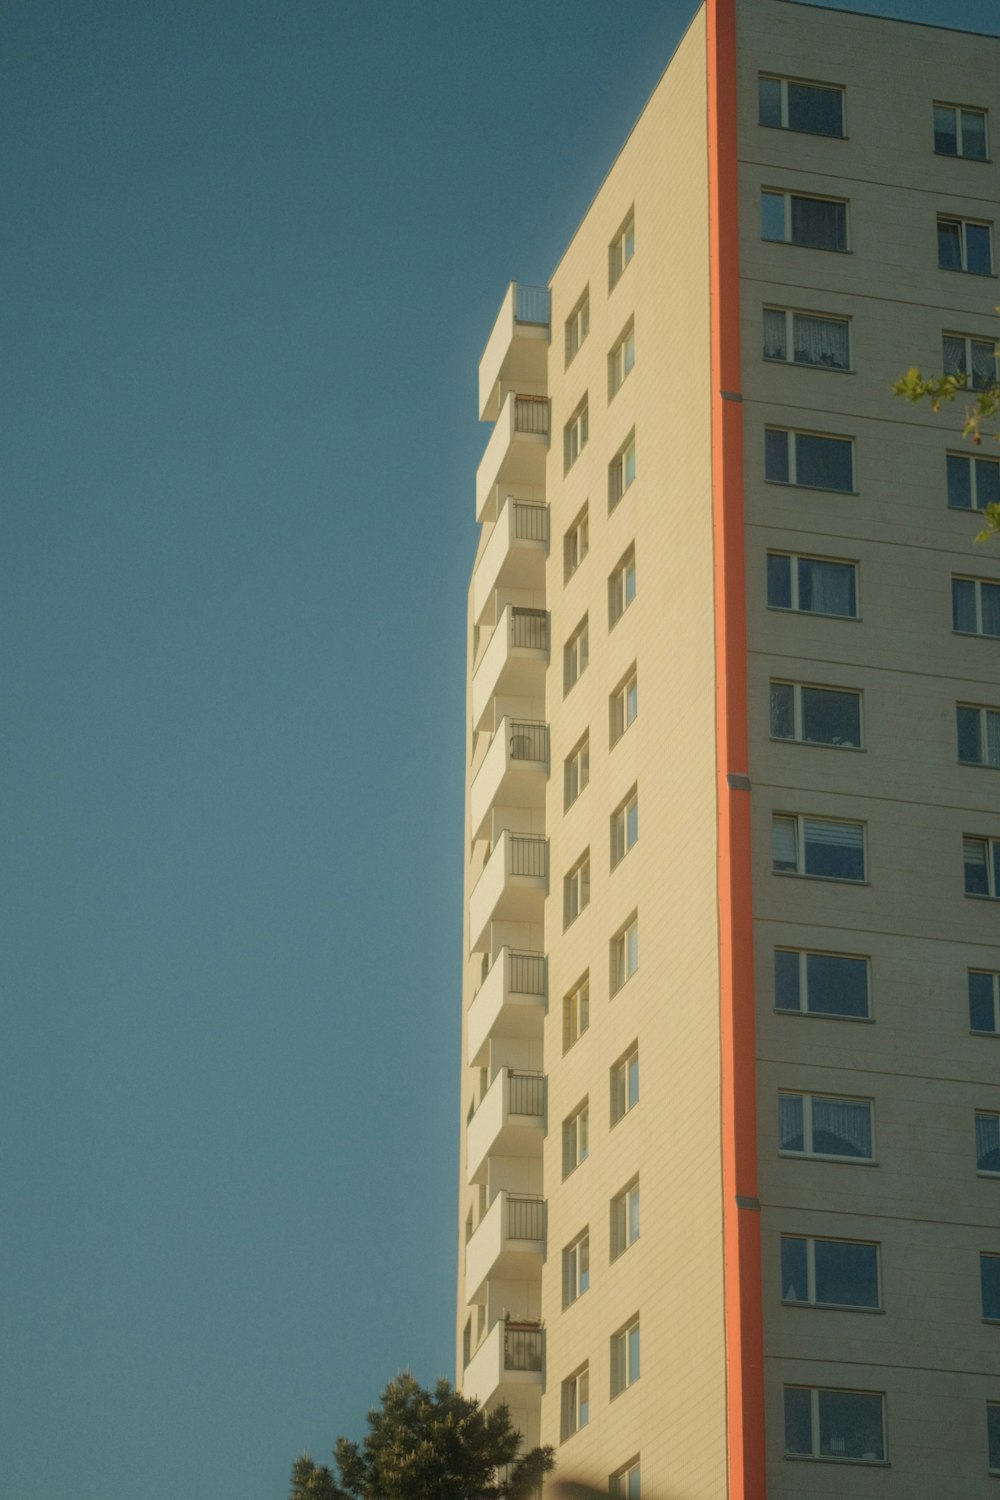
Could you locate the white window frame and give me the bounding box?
[608,544,637,627]
[763,306,851,370]
[947,451,1000,512]
[610,1316,640,1398]
[609,431,636,511]
[769,680,863,749]
[610,1178,640,1260]
[564,503,589,579]
[977,1110,1000,1174]
[610,1042,639,1125]
[611,787,639,868]
[761,189,849,250]
[609,320,635,398]
[565,289,590,365]
[765,426,855,491]
[969,969,1000,1034]
[610,667,638,744]
[564,397,589,472]
[563,1100,590,1177]
[563,1229,590,1306]
[943,331,999,392]
[779,1091,875,1162]
[758,74,845,137]
[563,972,590,1052]
[767,550,859,618]
[564,731,590,809]
[938,215,994,275]
[772,814,867,882]
[964,836,1000,898]
[780,1234,880,1309]
[564,616,589,695]
[610,914,639,995]
[564,850,591,928]
[774,947,871,1020]
[609,210,635,288]
[934,102,989,160]
[784,1386,886,1464]
[561,1365,589,1439]
[609,1459,640,1500]
[957,704,1000,767]
[953,576,1000,637]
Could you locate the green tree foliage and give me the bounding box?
[291,1374,555,1500]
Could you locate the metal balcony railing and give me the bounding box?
[508,720,548,763]
[509,835,547,879]
[508,949,546,996]
[510,607,548,650]
[514,284,551,326]
[504,1324,544,1372]
[508,1070,544,1117]
[506,1195,545,1241]
[513,396,550,436]
[511,501,549,543]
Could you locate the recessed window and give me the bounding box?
[609,1459,640,1500]
[610,1043,639,1124]
[761,190,848,251]
[563,1229,590,1306]
[566,289,590,365]
[779,1091,874,1160]
[609,210,635,288]
[564,503,589,579]
[781,1235,880,1308]
[964,836,1000,898]
[564,397,589,472]
[563,1100,589,1177]
[935,103,988,160]
[767,551,858,618]
[564,616,590,694]
[563,973,590,1052]
[938,215,993,275]
[953,577,1000,637]
[770,681,862,748]
[977,1111,1000,1173]
[564,851,591,928]
[775,948,870,1019]
[759,75,844,137]
[989,1404,1000,1473]
[609,431,636,511]
[561,1365,589,1439]
[611,787,639,868]
[609,320,635,398]
[610,1316,640,1398]
[943,332,998,392]
[957,704,1000,767]
[765,427,854,491]
[784,1386,885,1463]
[564,731,590,809]
[608,544,637,627]
[969,969,1000,1033]
[610,667,638,744]
[763,307,850,369]
[948,452,1000,512]
[772,814,866,882]
[610,915,639,995]
[981,1253,1000,1319]
[610,1177,640,1259]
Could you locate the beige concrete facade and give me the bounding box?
[457,2,1000,1496]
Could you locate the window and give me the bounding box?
[611,787,638,868]
[564,731,590,808]
[609,431,636,510]
[990,1404,1000,1472]
[958,705,1000,767]
[610,1178,640,1259]
[610,915,639,995]
[609,321,635,397]
[772,815,866,882]
[781,1235,880,1307]
[563,973,590,1052]
[763,307,850,369]
[948,452,1000,512]
[761,191,848,251]
[943,332,998,392]
[767,552,858,618]
[981,1253,1000,1319]
[609,210,635,287]
[563,1100,589,1177]
[610,1317,640,1397]
[610,1043,639,1124]
[969,969,1000,1033]
[564,851,591,927]
[564,397,589,471]
[938,215,993,275]
[964,836,1000,898]
[610,1459,640,1500]
[784,1386,885,1463]
[608,544,636,628]
[775,948,870,1019]
[779,1092,874,1160]
[610,667,638,744]
[953,577,1000,637]
[935,103,988,160]
[566,289,590,364]
[765,427,854,491]
[977,1111,1000,1172]
[564,503,589,579]
[759,75,844,137]
[564,616,589,694]
[561,1366,589,1439]
[770,682,862,748]
[563,1230,590,1306]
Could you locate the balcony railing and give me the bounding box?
[510,607,548,651]
[508,1070,545,1116]
[504,1324,544,1372]
[508,720,548,764]
[514,284,551,326]
[513,396,550,436]
[506,1194,545,1241]
[508,949,546,996]
[511,501,549,543]
[508,835,548,879]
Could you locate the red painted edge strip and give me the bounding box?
[706,2,767,1497]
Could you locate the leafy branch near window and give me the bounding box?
[894,315,1000,542]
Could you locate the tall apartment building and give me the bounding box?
[454,1,1000,1495]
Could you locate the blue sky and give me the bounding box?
[3,3,998,1498]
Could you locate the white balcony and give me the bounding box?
[462,1318,544,1410]
[465,1191,546,1305]
[479,282,550,423]
[476,394,550,524]
[471,606,548,734]
[466,1067,545,1185]
[470,718,548,844]
[468,832,548,955]
[473,497,548,625]
[467,947,546,1067]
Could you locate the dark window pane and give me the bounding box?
[798,558,856,616]
[778,1094,804,1152]
[791,195,846,250]
[953,578,977,632]
[794,433,853,490]
[818,1390,883,1461]
[969,972,997,1032]
[989,1404,1000,1470]
[787,82,843,137]
[947,454,973,508]
[770,682,795,739]
[962,110,988,160]
[977,459,1000,509]
[800,687,861,746]
[939,219,963,269]
[761,192,786,242]
[978,1113,1000,1171]
[774,949,801,1010]
[966,223,992,275]
[784,1388,812,1455]
[767,553,792,608]
[758,77,782,126]
[803,819,864,880]
[982,583,1000,636]
[957,706,983,763]
[814,1239,878,1306]
[934,105,958,154]
[765,428,790,482]
[965,838,990,895]
[812,1098,872,1158]
[806,953,869,1017]
[781,1237,809,1301]
[982,1254,1000,1318]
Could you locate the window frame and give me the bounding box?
[610,914,639,995]
[564,396,589,472]
[564,850,591,928]
[563,1229,590,1307]
[610,666,638,745]
[761,189,849,251]
[562,1099,590,1178]
[937,214,994,275]
[964,835,1000,899]
[947,451,1000,512]
[610,1042,639,1125]
[981,1252,1000,1321]
[990,1403,1000,1474]
[563,972,590,1052]
[608,543,637,627]
[610,1177,640,1260]
[763,305,851,371]
[767,550,859,619]
[758,73,845,137]
[564,730,590,809]
[783,1385,886,1464]
[610,786,639,868]
[564,503,590,580]
[780,1233,881,1309]
[957,704,1000,767]
[609,210,635,288]
[561,1365,590,1440]
[952,576,1000,638]
[969,969,1000,1034]
[943,331,998,392]
[765,426,855,492]
[609,430,636,511]
[772,813,867,883]
[609,1458,640,1500]
[977,1110,1000,1174]
[608,319,636,398]
[774,947,871,1021]
[610,1316,640,1399]
[564,615,590,695]
[934,102,989,160]
[778,1091,875,1163]
[770,680,863,749]
[565,289,590,366]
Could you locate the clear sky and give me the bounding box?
[3,2,998,1498]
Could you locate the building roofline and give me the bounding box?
[776,0,1000,42]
